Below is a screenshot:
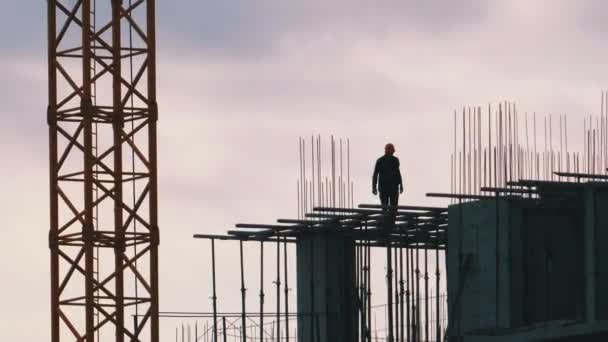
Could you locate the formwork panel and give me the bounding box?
[592,189,608,319]
[296,232,357,342]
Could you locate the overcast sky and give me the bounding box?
[2,1,608,340]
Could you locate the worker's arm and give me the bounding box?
[372,159,380,194]
[397,158,404,193]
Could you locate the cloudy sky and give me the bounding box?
[2,0,608,340]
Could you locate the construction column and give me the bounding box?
[296,230,358,342]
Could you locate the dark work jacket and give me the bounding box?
[372,155,403,193]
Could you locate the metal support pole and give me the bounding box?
[425,239,429,341]
[222,317,227,342]
[416,242,421,342]
[406,244,411,342]
[366,226,372,342]
[259,241,265,342]
[399,235,405,342]
[275,235,282,341]
[394,244,400,342]
[436,240,441,342]
[386,241,394,342]
[211,239,218,342]
[283,236,290,342]
[239,241,247,342]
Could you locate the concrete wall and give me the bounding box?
[520,204,583,324]
[447,192,589,342]
[447,199,513,338]
[585,187,608,321]
[296,232,357,342]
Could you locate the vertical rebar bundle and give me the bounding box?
[450,95,608,201]
[298,136,355,219]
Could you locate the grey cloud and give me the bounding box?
[0,2,45,57]
[159,0,489,59]
[577,1,608,37]
[0,63,47,158]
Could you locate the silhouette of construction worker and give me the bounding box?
[372,143,403,208]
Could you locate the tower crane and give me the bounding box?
[47,0,159,340]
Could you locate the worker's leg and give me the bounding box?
[389,192,399,207]
[380,191,389,207]
[385,191,399,229]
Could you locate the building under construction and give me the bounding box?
[44,0,608,341]
[190,106,608,342]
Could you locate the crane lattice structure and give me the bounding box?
[47,0,159,341]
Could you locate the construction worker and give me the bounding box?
[372,143,404,208]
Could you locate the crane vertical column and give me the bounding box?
[47,1,159,340]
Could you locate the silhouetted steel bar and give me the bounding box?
[316,207,445,218]
[259,241,264,342]
[495,181,501,327]
[318,135,322,205]
[235,223,302,230]
[48,1,60,340]
[277,218,339,225]
[312,136,315,210]
[283,236,290,342]
[416,237,422,341]
[468,107,472,194]
[81,1,96,340]
[399,241,405,342]
[426,193,500,200]
[547,114,554,180]
[340,138,343,208]
[147,0,161,338]
[406,243,411,342]
[425,241,429,341]
[525,112,530,180]
[489,104,492,188]
[509,103,514,183]
[509,179,608,188]
[499,103,503,186]
[358,235,366,342]
[158,311,301,318]
[239,241,247,342]
[346,140,350,208]
[560,114,563,172]
[332,136,336,207]
[275,235,281,341]
[305,213,365,220]
[474,108,478,194]
[211,239,218,342]
[480,186,537,194]
[193,234,297,243]
[409,218,416,341]
[300,137,304,218]
[359,204,447,212]
[554,171,608,179]
[222,316,228,342]
[436,239,441,342]
[463,107,466,195]
[394,245,399,341]
[534,113,538,179]
[111,0,126,339]
[366,222,372,341]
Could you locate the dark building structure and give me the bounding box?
[446,178,608,341]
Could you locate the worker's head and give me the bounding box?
[384,143,395,155]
